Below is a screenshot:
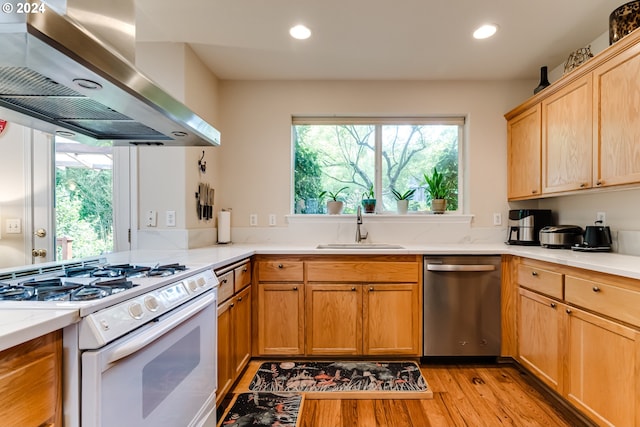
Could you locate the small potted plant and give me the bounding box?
[423,168,450,214]
[319,187,348,215]
[391,188,416,214]
[361,184,376,213]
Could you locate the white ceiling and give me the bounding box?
[134,0,620,81]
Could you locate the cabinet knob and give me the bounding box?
[566,309,572,314]
[369,287,374,291]
[293,286,298,291]
[531,189,538,194]
[550,302,556,308]
[592,286,600,293]
[278,264,284,269]
[222,278,228,283]
[531,271,538,276]
[243,267,248,272]
[230,303,235,308]
[579,183,587,188]
[596,180,603,186]
[351,287,356,291]
[238,296,243,301]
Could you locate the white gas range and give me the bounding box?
[0,258,219,427]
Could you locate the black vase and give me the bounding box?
[533,66,550,94]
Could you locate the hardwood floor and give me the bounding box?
[220,361,593,427]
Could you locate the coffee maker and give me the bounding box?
[507,209,553,245]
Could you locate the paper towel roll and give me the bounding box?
[217,211,231,243]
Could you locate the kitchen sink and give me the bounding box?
[316,243,405,249]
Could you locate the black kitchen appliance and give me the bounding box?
[506,209,553,245]
[572,221,612,252]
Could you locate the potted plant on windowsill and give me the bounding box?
[423,168,450,214]
[361,185,376,213]
[319,187,348,215]
[391,188,416,215]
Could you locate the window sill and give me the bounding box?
[286,213,474,225]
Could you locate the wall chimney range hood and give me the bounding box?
[0,0,220,146]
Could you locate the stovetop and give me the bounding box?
[0,261,216,317]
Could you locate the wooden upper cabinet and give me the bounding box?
[594,42,640,188]
[507,104,541,200]
[542,75,593,194]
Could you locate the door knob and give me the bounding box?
[32,249,47,258]
[34,228,47,238]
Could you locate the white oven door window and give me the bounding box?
[81,295,217,427]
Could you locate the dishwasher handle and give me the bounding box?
[426,264,496,272]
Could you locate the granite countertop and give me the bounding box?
[2,242,640,351]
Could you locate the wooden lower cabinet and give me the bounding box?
[363,283,420,355]
[0,331,62,427]
[217,285,252,406]
[257,283,305,355]
[305,282,420,356]
[518,288,562,391]
[306,284,362,355]
[565,306,640,427]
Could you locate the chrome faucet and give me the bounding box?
[355,205,368,243]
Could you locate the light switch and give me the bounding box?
[6,219,21,234]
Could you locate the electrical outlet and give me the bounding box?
[596,211,606,224]
[146,210,157,227]
[249,214,258,226]
[493,212,502,226]
[166,210,176,227]
[269,214,276,226]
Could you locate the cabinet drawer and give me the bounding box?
[307,261,419,282]
[234,262,251,293]
[565,275,640,328]
[258,261,304,282]
[517,264,563,299]
[217,271,234,303]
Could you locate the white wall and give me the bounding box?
[135,42,223,249]
[216,79,535,244]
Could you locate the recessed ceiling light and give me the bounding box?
[289,24,311,40]
[473,24,498,40]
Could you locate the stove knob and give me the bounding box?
[197,277,206,287]
[187,280,198,292]
[129,302,144,319]
[144,295,159,311]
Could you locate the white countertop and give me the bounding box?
[2,241,640,351]
[0,308,78,352]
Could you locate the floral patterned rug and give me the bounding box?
[218,392,303,427]
[248,361,430,398]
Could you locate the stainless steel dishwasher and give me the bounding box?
[423,255,501,357]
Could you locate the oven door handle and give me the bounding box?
[426,264,496,272]
[104,292,216,365]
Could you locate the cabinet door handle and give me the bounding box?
[566,309,572,314]
[592,286,600,293]
[293,286,298,291]
[550,302,556,308]
[531,271,538,276]
[278,264,284,269]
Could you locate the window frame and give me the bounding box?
[292,116,466,215]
